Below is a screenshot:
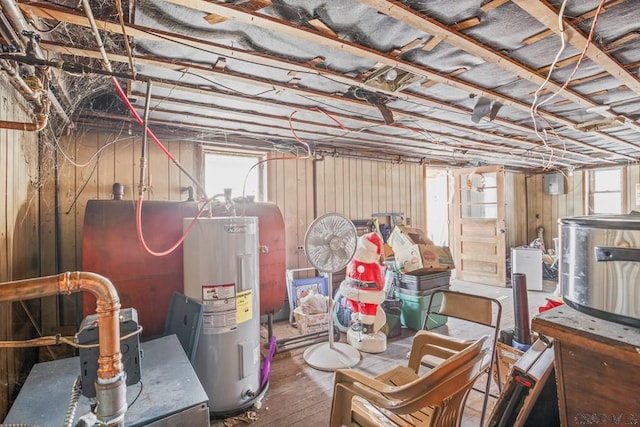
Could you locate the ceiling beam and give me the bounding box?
[23,2,637,160]
[357,0,640,135]
[513,0,640,98]
[39,40,618,164]
[156,0,640,141]
[128,92,577,167]
[79,110,549,168]
[522,0,629,45]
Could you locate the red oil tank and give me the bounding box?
[235,201,286,315]
[82,200,198,339]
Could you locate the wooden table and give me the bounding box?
[532,306,640,426]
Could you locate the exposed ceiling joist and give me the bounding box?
[23,2,638,161]
[39,39,623,164]
[357,0,640,135]
[522,0,629,45]
[156,0,640,155]
[513,0,640,97]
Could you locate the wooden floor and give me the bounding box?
[211,279,558,427]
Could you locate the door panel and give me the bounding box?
[453,165,506,286]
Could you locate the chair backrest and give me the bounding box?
[428,290,501,328]
[379,335,488,403]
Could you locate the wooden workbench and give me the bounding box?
[533,306,640,426]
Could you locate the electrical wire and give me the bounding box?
[529,0,606,169]
[529,0,570,149]
[128,381,144,409]
[135,195,209,257]
[536,0,607,112]
[0,326,143,349]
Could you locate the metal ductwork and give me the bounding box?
[0,272,127,426]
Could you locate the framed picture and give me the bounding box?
[290,276,328,308]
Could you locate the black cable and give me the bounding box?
[128,380,144,409]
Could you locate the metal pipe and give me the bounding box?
[512,272,532,345]
[0,113,48,132]
[81,0,112,72]
[0,272,126,426]
[138,81,152,197]
[0,0,70,123]
[0,59,39,102]
[0,0,45,59]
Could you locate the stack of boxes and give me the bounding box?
[385,226,455,331]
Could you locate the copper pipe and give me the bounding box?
[0,271,126,425]
[0,113,48,132]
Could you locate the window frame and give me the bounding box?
[203,148,267,202]
[585,167,626,215]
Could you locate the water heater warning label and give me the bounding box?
[202,312,236,334]
[236,290,252,324]
[202,284,235,308]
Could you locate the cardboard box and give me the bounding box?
[418,244,455,270]
[383,243,394,259]
[387,226,434,252]
[393,244,423,273]
[293,307,328,335]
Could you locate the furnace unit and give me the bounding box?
[183,216,262,415]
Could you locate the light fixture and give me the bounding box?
[384,68,398,81]
[575,117,625,132]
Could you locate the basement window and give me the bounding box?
[587,168,623,215]
[204,152,265,201]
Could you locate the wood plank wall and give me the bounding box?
[0,76,41,420]
[39,129,198,328]
[41,132,427,323]
[504,171,527,251]
[525,171,585,250]
[268,152,426,272]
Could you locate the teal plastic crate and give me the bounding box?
[394,285,449,331]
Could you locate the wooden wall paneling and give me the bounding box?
[68,131,98,325]
[627,165,639,211]
[312,155,325,215]
[361,159,374,221]
[297,157,309,268]
[0,77,40,420]
[376,161,388,216]
[281,155,302,269]
[168,140,182,201]
[0,87,10,421]
[321,156,334,214]
[147,137,170,200]
[331,157,344,216]
[96,131,116,200]
[114,135,136,201]
[350,157,358,218]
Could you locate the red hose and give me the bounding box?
[110,76,175,161]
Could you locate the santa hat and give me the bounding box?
[354,232,383,264]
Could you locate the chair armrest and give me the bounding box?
[407,331,473,371]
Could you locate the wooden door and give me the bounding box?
[453,165,506,286]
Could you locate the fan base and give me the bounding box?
[303,342,361,371]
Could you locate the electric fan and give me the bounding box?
[302,213,361,371]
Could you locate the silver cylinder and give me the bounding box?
[183,217,261,415]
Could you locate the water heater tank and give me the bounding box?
[183,217,261,415]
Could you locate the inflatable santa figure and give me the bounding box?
[339,232,387,353]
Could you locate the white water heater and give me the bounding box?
[183,217,261,415]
